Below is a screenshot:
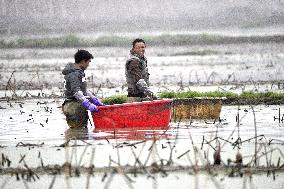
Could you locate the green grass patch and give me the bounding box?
[101,91,284,105]
[159,91,237,99]
[1,34,85,48]
[239,91,284,99]
[94,36,129,47]
[102,95,127,105]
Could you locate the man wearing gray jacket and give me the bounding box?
[62,49,105,128]
[125,38,155,102]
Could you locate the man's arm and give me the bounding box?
[68,74,98,112]
[74,91,98,112]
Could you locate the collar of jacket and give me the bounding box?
[129,50,147,61]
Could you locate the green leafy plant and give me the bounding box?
[102,95,127,105]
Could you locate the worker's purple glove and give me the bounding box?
[91,97,105,106]
[82,99,98,112]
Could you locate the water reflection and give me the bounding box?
[64,127,89,140]
[92,127,172,140]
[64,126,173,141]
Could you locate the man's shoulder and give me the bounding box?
[66,69,84,79]
[126,58,140,66]
[127,57,140,62]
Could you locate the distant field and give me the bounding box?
[0,42,284,95]
[0,33,283,48]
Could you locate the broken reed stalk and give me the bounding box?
[69,140,76,168]
[78,145,90,166]
[250,105,258,166]
[113,140,137,184]
[237,104,240,149]
[85,148,95,189]
[185,123,201,177]
[130,146,153,178]
[221,103,247,150]
[263,144,270,168]
[64,140,71,189]
[113,142,135,186]
[197,149,222,189]
[48,174,57,189]
[5,71,17,98]
[251,147,284,165]
[143,139,157,167]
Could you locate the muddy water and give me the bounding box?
[1,43,284,92]
[1,99,284,188]
[1,172,284,189]
[1,99,284,144]
[1,43,284,188]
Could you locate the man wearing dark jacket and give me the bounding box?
[125,38,155,102]
[62,49,105,128]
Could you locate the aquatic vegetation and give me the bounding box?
[0,34,83,48]
[101,95,127,105]
[94,36,129,47]
[159,91,284,105]
[240,91,284,99]
[97,91,284,105]
[159,91,237,99]
[1,33,283,48]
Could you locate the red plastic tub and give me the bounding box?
[91,99,173,129]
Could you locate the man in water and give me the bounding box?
[125,38,156,102]
[62,49,105,128]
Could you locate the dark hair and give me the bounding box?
[74,49,93,64]
[132,38,145,48]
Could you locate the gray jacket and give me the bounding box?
[62,63,87,99]
[125,51,150,97]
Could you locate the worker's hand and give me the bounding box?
[143,89,158,100]
[91,97,105,106]
[143,89,153,97]
[82,100,98,112]
[152,95,158,100]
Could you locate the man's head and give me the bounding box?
[132,38,146,57]
[74,49,94,70]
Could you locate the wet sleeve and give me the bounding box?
[86,90,95,99]
[74,91,87,102]
[127,59,142,82]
